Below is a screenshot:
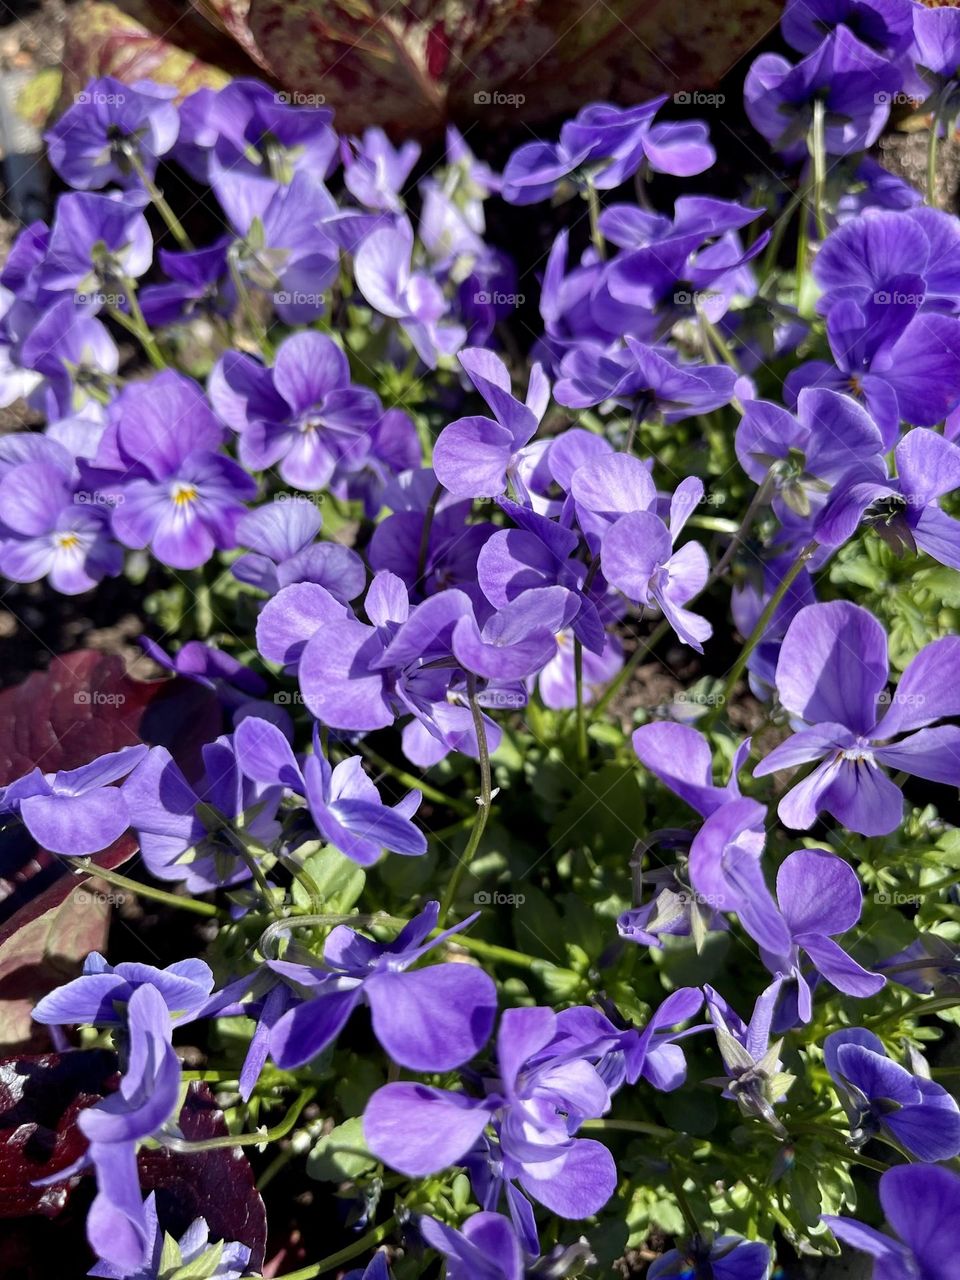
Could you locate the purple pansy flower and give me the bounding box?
[420,1213,523,1280]
[342,127,420,211]
[120,737,282,892]
[99,371,256,569]
[0,457,122,594]
[45,77,179,191]
[433,348,550,500]
[633,722,750,817]
[364,1006,617,1229]
[754,601,960,835]
[784,296,960,446]
[139,237,235,328]
[233,714,426,866]
[600,476,712,651]
[40,985,182,1273]
[735,848,885,1029]
[824,1163,960,1280]
[781,0,914,56]
[502,97,714,205]
[813,208,960,316]
[89,1191,252,1279]
[744,27,899,159]
[648,1235,771,1280]
[0,744,146,855]
[232,499,365,602]
[266,901,497,1072]
[554,339,737,418]
[39,192,153,300]
[225,171,340,325]
[33,953,214,1028]
[209,332,381,491]
[704,981,790,1134]
[355,218,465,367]
[816,428,960,566]
[735,387,884,520]
[824,1028,960,1160]
[20,296,119,419]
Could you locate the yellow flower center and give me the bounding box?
[172,483,199,507]
[54,532,81,550]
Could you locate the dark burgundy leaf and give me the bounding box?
[0,1050,117,1218]
[139,1082,268,1270]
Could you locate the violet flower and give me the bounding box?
[98,371,256,569]
[210,332,381,490]
[780,0,915,57]
[420,1213,523,1280]
[0,744,146,855]
[704,981,792,1134]
[233,714,426,866]
[633,722,750,818]
[0,457,122,593]
[433,348,550,499]
[744,27,899,159]
[225,171,340,325]
[120,737,282,892]
[266,901,497,1072]
[735,387,884,521]
[813,207,960,316]
[648,1235,771,1280]
[823,1163,960,1280]
[816,427,960,566]
[39,192,152,300]
[600,476,712,651]
[40,985,182,1273]
[232,499,365,602]
[754,601,960,836]
[20,296,118,419]
[88,1190,252,1279]
[45,77,179,191]
[139,237,235,328]
[554,339,736,418]
[784,296,960,446]
[733,848,885,1029]
[33,953,214,1028]
[364,1005,617,1225]
[354,218,465,367]
[824,1028,960,1160]
[342,127,420,211]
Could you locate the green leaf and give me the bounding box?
[292,843,365,913]
[306,1116,377,1182]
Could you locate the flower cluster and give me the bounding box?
[4,1,960,1276]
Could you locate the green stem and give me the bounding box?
[438,678,493,925]
[928,99,943,208]
[278,1218,397,1280]
[159,1087,316,1152]
[867,993,960,1031]
[416,482,444,592]
[699,312,742,375]
[582,1117,678,1141]
[706,471,774,589]
[810,99,829,240]
[227,250,275,362]
[126,148,194,251]
[713,539,818,717]
[446,931,574,977]
[592,618,671,719]
[585,183,606,260]
[109,281,165,370]
[65,860,221,918]
[761,182,807,276]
